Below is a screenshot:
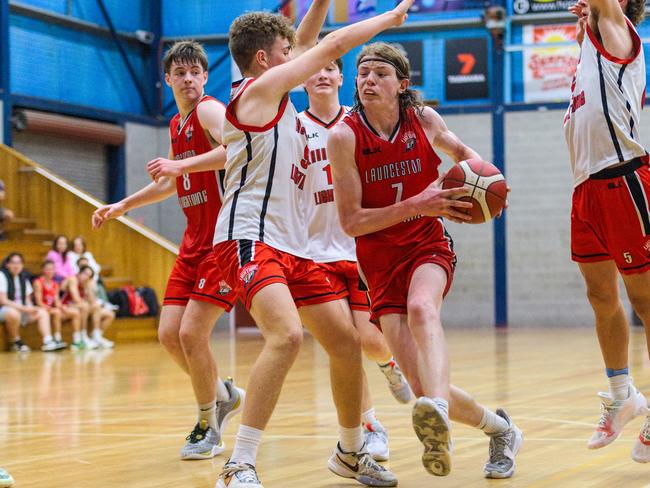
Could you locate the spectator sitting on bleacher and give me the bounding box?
[76,256,116,312]
[0,253,64,352]
[33,260,84,350]
[0,180,15,241]
[61,266,114,349]
[69,236,101,279]
[46,235,75,282]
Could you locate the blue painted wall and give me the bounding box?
[10,13,155,115]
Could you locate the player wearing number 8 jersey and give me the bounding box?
[93,41,244,462]
[565,0,650,462]
[328,42,523,479]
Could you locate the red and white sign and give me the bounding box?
[524,24,579,103]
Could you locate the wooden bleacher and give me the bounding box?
[0,144,179,349]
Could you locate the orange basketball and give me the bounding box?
[442,159,507,224]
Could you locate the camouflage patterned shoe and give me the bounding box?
[412,397,452,476]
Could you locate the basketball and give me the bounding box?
[442,159,508,224]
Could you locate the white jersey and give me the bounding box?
[214,78,310,257]
[564,18,647,187]
[298,107,357,263]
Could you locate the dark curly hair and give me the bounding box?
[352,42,424,119]
[229,12,296,74]
[625,0,646,26]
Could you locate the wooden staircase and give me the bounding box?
[0,145,179,350]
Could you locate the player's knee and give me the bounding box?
[158,324,181,350]
[586,286,618,313]
[407,297,440,326]
[50,308,61,318]
[178,325,203,352]
[270,326,303,354]
[629,292,650,321]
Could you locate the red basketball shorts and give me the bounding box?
[318,260,370,312]
[357,228,456,321]
[163,252,236,310]
[572,160,650,275]
[213,240,342,310]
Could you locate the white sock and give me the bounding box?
[361,408,379,427]
[216,378,231,402]
[54,332,62,342]
[339,425,364,453]
[92,329,103,341]
[230,425,263,467]
[43,334,53,344]
[199,400,218,431]
[73,331,82,343]
[82,330,90,340]
[431,397,449,420]
[477,407,509,435]
[608,374,630,401]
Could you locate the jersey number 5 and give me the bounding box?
[391,182,403,203]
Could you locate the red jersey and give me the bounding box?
[34,277,59,308]
[170,95,225,262]
[343,108,446,255]
[61,282,85,305]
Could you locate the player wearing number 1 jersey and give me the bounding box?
[298,59,412,463]
[565,0,650,462]
[92,41,244,461]
[328,42,523,479]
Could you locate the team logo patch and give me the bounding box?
[185,124,193,143]
[218,280,232,296]
[239,264,259,285]
[402,131,416,152]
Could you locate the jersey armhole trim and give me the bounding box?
[586,18,641,65]
[226,79,290,133]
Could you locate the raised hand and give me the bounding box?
[391,0,414,26]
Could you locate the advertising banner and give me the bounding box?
[445,38,489,100]
[523,24,579,103]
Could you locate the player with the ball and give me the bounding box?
[328,42,521,479]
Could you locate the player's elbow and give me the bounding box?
[340,215,363,238]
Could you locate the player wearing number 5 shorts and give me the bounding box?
[92,41,244,461]
[328,42,523,479]
[565,0,650,461]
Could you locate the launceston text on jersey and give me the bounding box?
[364,158,423,183]
[179,190,209,209]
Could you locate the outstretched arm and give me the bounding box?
[328,123,472,238]
[237,0,414,127]
[92,146,176,229]
[293,0,331,57]
[586,0,634,59]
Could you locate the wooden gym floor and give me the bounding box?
[1,326,650,488]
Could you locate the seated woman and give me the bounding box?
[0,253,63,352]
[69,236,101,279]
[33,260,82,349]
[61,266,114,349]
[45,235,75,282]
